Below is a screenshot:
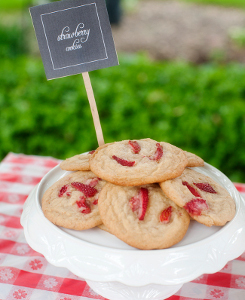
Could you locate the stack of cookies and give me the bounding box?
[42,138,236,250]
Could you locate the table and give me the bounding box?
[0,152,245,300]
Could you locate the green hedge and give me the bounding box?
[0,23,27,58]
[1,54,245,182]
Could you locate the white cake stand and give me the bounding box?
[21,163,245,300]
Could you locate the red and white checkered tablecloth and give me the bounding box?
[0,152,245,300]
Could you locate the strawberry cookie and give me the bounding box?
[160,168,236,227]
[98,182,190,249]
[185,151,204,167]
[42,171,106,230]
[98,223,110,233]
[60,151,95,171]
[90,139,188,186]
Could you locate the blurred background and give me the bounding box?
[1,0,245,182]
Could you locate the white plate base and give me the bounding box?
[86,280,183,300]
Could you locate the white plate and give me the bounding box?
[21,162,245,300]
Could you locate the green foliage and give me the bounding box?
[229,27,245,48]
[1,53,245,182]
[182,0,245,9]
[0,0,58,11]
[0,22,27,58]
[1,0,245,11]
[0,0,31,10]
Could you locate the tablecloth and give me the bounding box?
[0,152,245,300]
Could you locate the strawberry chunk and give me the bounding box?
[129,188,149,220]
[93,199,98,205]
[182,181,201,197]
[76,196,86,208]
[160,206,172,223]
[71,182,98,197]
[128,140,141,154]
[112,155,135,167]
[58,184,68,197]
[184,198,209,216]
[76,196,91,214]
[85,177,100,187]
[152,143,163,162]
[194,182,217,194]
[89,150,95,154]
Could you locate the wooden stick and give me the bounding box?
[82,72,105,146]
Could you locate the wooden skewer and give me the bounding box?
[82,72,105,146]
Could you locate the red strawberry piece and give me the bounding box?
[76,196,91,214]
[112,155,135,167]
[182,181,201,197]
[66,192,71,197]
[152,143,163,162]
[71,182,98,197]
[58,185,68,197]
[193,182,217,194]
[160,206,172,223]
[76,196,86,208]
[184,198,209,216]
[89,150,95,154]
[85,177,100,187]
[129,188,149,220]
[93,199,98,205]
[128,140,141,154]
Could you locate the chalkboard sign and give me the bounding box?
[30,0,118,79]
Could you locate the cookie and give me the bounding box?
[42,171,106,230]
[98,223,110,233]
[159,168,236,227]
[60,151,95,171]
[98,182,190,249]
[90,139,188,186]
[185,151,204,167]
